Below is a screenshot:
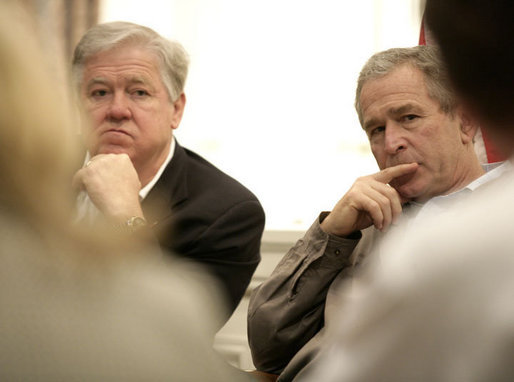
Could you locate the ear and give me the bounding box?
[457,107,479,145]
[170,93,186,130]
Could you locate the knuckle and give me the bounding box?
[366,199,379,212]
[355,175,370,183]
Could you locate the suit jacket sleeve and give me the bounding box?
[247,213,361,375]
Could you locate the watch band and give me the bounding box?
[126,216,147,229]
[114,216,148,233]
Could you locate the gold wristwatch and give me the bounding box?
[124,216,148,232]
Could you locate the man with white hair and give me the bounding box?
[72,22,265,326]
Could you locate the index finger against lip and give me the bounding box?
[374,163,419,184]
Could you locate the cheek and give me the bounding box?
[371,147,387,169]
[91,111,105,126]
[83,104,106,126]
[424,141,453,168]
[408,167,436,195]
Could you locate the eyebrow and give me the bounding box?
[388,103,422,116]
[127,75,152,87]
[363,117,380,133]
[85,75,154,88]
[85,77,109,90]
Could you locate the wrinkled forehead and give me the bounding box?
[361,66,429,106]
[82,45,163,82]
[87,42,160,66]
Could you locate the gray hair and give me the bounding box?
[72,21,189,102]
[355,45,456,126]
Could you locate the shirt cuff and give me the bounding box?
[306,212,362,266]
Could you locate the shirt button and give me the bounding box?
[335,249,341,255]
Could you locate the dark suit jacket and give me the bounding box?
[142,141,265,324]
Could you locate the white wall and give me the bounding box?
[99,0,423,369]
[100,0,422,231]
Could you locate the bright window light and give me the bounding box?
[100,0,422,231]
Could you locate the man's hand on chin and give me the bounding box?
[321,163,418,236]
[73,153,144,222]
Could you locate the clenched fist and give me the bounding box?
[73,153,145,222]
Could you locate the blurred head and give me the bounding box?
[0,3,144,258]
[424,0,514,156]
[72,22,190,185]
[0,3,80,229]
[355,46,483,203]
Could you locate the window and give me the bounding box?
[100,0,422,230]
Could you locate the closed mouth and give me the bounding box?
[103,129,131,137]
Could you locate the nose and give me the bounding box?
[384,122,407,155]
[106,92,131,121]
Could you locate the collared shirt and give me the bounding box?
[405,161,510,225]
[375,161,512,263]
[76,137,176,223]
[139,137,175,200]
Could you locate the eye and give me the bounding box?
[132,89,149,97]
[91,89,108,97]
[370,126,385,137]
[403,114,419,122]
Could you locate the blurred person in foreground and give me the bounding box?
[298,1,514,381]
[72,21,265,326]
[247,44,511,381]
[0,3,251,381]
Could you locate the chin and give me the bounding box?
[390,170,426,200]
[391,181,425,203]
[96,144,132,156]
